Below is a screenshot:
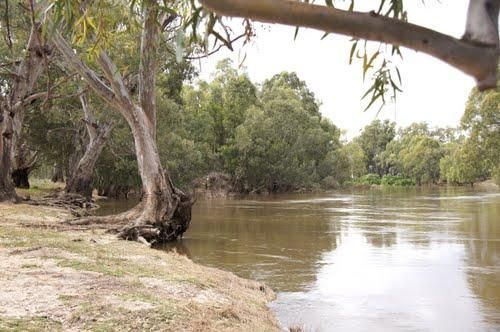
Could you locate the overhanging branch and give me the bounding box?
[199,0,499,90]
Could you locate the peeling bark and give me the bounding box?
[65,95,112,199]
[0,108,17,201]
[0,3,51,201]
[463,0,500,47]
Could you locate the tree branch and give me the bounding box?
[21,89,83,106]
[199,0,499,90]
[96,53,135,114]
[52,32,116,106]
[79,93,97,142]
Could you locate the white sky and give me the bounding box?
[196,1,477,139]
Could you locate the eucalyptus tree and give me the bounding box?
[400,135,443,185]
[0,1,52,201]
[64,93,113,199]
[52,0,231,243]
[440,86,500,185]
[262,72,321,117]
[462,87,500,175]
[234,82,341,192]
[440,140,487,186]
[357,119,396,175]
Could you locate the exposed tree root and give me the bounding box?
[26,192,99,217]
[0,190,21,203]
[66,201,146,226]
[66,187,195,245]
[116,187,194,245]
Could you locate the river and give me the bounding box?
[98,187,500,331]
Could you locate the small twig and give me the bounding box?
[184,33,247,60]
[9,246,42,255]
[4,0,13,49]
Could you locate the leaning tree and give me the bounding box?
[64,93,113,199]
[48,0,256,243]
[51,0,198,244]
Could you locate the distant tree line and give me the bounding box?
[26,59,499,194]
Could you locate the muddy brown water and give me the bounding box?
[97,187,500,331]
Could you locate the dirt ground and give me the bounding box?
[0,203,281,331]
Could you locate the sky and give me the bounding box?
[195,0,478,139]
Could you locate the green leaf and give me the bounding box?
[349,41,358,64]
[348,0,355,11]
[363,51,379,80]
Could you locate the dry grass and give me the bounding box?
[16,178,65,200]
[0,203,280,331]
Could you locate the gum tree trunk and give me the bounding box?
[0,10,49,202]
[116,106,193,242]
[463,0,499,47]
[12,142,38,189]
[0,110,16,201]
[65,95,112,199]
[12,168,31,189]
[51,162,65,183]
[53,1,193,244]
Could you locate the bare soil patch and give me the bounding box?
[0,203,280,331]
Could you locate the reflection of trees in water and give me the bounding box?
[363,231,397,248]
[460,200,500,325]
[161,199,340,292]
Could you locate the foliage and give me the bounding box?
[356,119,396,175]
[400,136,443,185]
[341,141,366,179]
[6,0,496,196]
[356,174,381,185]
[233,86,341,192]
[493,166,500,186]
[381,175,415,186]
[439,87,499,185]
[440,140,488,185]
[461,88,499,174]
[262,72,321,117]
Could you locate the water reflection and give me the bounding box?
[98,188,500,331]
[163,197,343,291]
[460,198,500,327]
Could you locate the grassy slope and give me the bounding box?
[0,202,280,331]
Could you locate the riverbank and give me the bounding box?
[0,203,280,331]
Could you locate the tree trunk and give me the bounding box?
[65,123,112,199]
[0,110,18,202]
[12,168,30,189]
[463,0,499,47]
[115,111,193,243]
[65,95,113,199]
[51,162,65,183]
[0,4,50,201]
[12,141,38,189]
